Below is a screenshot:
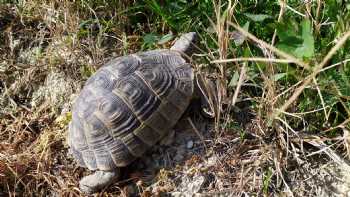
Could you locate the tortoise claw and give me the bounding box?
[79,170,120,194]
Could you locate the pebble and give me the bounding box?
[186,140,194,149]
[206,155,217,167]
[171,175,206,196]
[188,175,205,194]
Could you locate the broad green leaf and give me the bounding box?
[276,19,314,59]
[276,23,298,41]
[276,39,303,55]
[244,13,272,22]
[294,19,314,58]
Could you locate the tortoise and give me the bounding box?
[68,32,206,194]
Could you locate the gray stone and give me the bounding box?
[186,140,194,149]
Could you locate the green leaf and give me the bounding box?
[294,19,314,58]
[244,13,272,22]
[276,19,314,59]
[142,33,159,49]
[276,23,298,41]
[157,33,174,45]
[263,168,273,194]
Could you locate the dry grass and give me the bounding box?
[0,1,126,196]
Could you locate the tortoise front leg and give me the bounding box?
[79,169,120,194]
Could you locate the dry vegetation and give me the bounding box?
[1,0,350,196]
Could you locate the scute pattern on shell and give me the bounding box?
[68,49,194,170]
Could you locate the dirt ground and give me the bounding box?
[1,2,350,197]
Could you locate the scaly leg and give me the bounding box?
[79,169,120,194]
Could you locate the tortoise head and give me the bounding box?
[170,32,198,56]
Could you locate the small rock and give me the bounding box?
[171,191,182,197]
[206,155,217,167]
[188,175,205,194]
[186,140,194,149]
[172,175,206,196]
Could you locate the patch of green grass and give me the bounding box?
[263,167,273,194]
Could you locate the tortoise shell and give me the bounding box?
[68,49,194,171]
